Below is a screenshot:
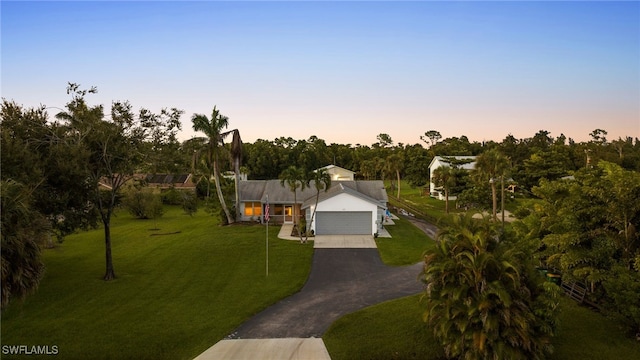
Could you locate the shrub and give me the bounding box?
[181,191,198,216]
[161,188,183,205]
[124,189,164,220]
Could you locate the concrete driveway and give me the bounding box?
[313,235,377,248]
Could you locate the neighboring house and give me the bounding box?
[143,174,196,190]
[428,156,476,200]
[237,171,388,235]
[98,173,196,191]
[316,165,356,181]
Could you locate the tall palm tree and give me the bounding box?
[222,129,243,221]
[279,165,307,243]
[475,148,510,220]
[306,168,332,242]
[191,106,233,224]
[432,166,456,213]
[385,153,403,198]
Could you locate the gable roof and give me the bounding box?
[316,164,356,174]
[428,156,477,171]
[238,180,387,205]
[301,182,386,209]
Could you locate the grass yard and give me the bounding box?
[324,293,640,360]
[1,206,314,359]
[323,295,444,360]
[375,216,436,266]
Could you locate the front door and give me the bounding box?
[284,205,294,223]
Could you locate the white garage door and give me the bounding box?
[315,211,372,235]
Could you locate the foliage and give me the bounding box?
[192,106,234,224]
[602,265,640,336]
[474,148,510,220]
[0,180,47,308]
[306,167,331,241]
[123,188,164,221]
[431,166,456,213]
[524,161,640,334]
[54,83,183,280]
[1,99,98,243]
[324,294,640,360]
[279,165,308,242]
[181,191,198,216]
[161,187,183,205]
[421,213,560,360]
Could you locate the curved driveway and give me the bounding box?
[227,248,424,339]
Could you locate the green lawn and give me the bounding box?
[1,206,313,359]
[324,294,640,360]
[376,216,436,266]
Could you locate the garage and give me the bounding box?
[315,211,372,235]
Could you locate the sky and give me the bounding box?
[2,0,639,146]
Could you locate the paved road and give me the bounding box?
[227,249,424,339]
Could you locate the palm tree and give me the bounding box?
[431,166,456,213]
[191,106,233,224]
[475,148,510,220]
[385,153,403,198]
[279,165,307,243]
[221,129,243,221]
[421,213,560,360]
[306,168,332,242]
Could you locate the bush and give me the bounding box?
[161,188,183,205]
[181,191,198,216]
[602,265,640,337]
[124,189,164,220]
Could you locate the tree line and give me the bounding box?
[3,82,640,334]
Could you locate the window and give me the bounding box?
[243,202,262,216]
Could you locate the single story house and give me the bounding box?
[99,173,196,191]
[144,174,196,190]
[428,156,476,200]
[238,179,388,235]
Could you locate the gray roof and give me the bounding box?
[301,182,386,209]
[238,180,387,206]
[429,156,477,170]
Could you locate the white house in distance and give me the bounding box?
[315,164,355,181]
[237,166,387,235]
[428,156,476,200]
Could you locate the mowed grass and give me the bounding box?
[324,292,640,359]
[376,216,436,266]
[1,206,313,359]
[387,180,449,220]
[324,294,444,360]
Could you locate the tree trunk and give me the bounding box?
[491,182,498,220]
[234,158,241,222]
[396,170,401,199]
[213,155,234,224]
[103,218,116,280]
[444,188,449,213]
[306,191,321,242]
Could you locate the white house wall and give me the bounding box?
[309,193,379,235]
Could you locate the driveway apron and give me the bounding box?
[228,248,424,339]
